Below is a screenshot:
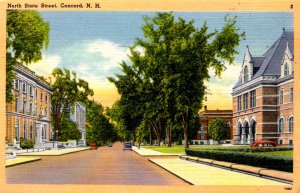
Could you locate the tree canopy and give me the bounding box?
[85,100,117,146]
[6,10,50,102]
[109,12,244,148]
[208,118,230,141]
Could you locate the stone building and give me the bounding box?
[69,102,86,145]
[6,63,52,146]
[232,29,294,145]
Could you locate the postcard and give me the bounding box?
[0,0,298,192]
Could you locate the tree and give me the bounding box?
[58,116,81,142]
[85,100,117,146]
[51,68,94,141]
[133,13,244,148]
[109,12,244,148]
[6,10,50,102]
[208,118,230,142]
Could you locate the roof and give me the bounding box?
[233,30,294,89]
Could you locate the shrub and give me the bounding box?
[186,149,293,172]
[20,138,35,149]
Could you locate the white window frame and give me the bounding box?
[250,90,256,108]
[279,90,284,104]
[279,118,284,133]
[289,117,293,133]
[14,78,19,90]
[22,82,27,93]
[243,93,248,110]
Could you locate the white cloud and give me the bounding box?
[86,39,130,71]
[29,55,61,77]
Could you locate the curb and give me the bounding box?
[148,159,194,185]
[180,155,293,184]
[6,157,42,167]
[17,148,90,156]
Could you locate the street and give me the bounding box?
[6,142,189,185]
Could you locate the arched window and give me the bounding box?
[279,118,284,133]
[289,117,294,133]
[284,63,289,76]
[244,66,249,82]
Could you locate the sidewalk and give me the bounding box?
[17,147,90,156]
[6,156,41,167]
[149,158,291,186]
[132,146,182,156]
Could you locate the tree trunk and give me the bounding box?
[148,124,152,145]
[183,111,189,149]
[167,126,172,147]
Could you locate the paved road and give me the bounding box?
[6,142,189,185]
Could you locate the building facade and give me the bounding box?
[191,106,233,145]
[232,29,294,145]
[69,102,86,145]
[6,63,52,146]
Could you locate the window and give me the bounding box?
[23,122,27,139]
[29,103,33,115]
[30,124,33,140]
[41,92,43,101]
[243,93,248,110]
[23,100,26,113]
[22,82,27,93]
[243,66,249,82]
[250,90,256,108]
[15,98,19,113]
[46,95,48,103]
[36,89,38,98]
[40,107,43,116]
[45,108,48,117]
[284,63,289,76]
[289,140,293,145]
[279,118,284,133]
[289,117,293,133]
[279,139,283,145]
[29,86,33,96]
[15,121,19,141]
[14,79,19,90]
[279,90,284,104]
[289,87,293,102]
[237,96,242,111]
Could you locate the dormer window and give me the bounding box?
[284,63,289,76]
[243,66,249,82]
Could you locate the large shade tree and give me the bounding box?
[109,12,244,148]
[6,10,50,102]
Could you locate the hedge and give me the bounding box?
[186,149,293,172]
[206,147,293,153]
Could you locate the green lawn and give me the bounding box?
[142,145,293,158]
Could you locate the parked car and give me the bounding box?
[123,142,132,151]
[89,142,97,150]
[108,143,113,147]
[250,140,277,147]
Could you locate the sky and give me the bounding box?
[29,11,293,109]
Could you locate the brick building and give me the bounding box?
[232,29,294,145]
[192,106,233,145]
[6,63,52,146]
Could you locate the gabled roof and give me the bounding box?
[233,29,294,89]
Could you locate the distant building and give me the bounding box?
[69,102,86,145]
[6,63,52,146]
[191,106,233,145]
[232,29,294,145]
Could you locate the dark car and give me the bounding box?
[123,142,132,151]
[250,140,277,147]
